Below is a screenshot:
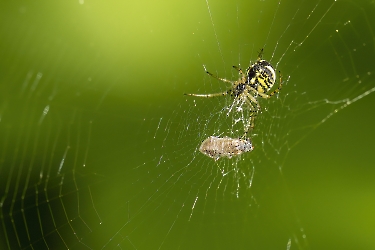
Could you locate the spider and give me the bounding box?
[185,49,282,135]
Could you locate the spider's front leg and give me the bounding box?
[184,89,232,98]
[257,48,264,60]
[205,70,233,84]
[232,65,245,77]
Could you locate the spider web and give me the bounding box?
[1,0,375,249]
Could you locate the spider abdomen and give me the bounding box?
[247,60,276,94]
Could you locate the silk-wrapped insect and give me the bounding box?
[199,136,253,161]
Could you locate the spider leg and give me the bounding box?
[239,105,258,138]
[257,48,264,60]
[241,90,262,137]
[245,91,259,105]
[244,98,259,113]
[232,65,245,77]
[226,97,238,116]
[242,115,256,138]
[256,92,270,98]
[247,85,271,99]
[185,68,238,97]
[267,71,283,97]
[184,90,231,98]
[205,70,233,84]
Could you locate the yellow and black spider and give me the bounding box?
[185,49,282,135]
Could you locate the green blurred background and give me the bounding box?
[1,0,375,249]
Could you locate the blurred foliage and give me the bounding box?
[0,0,375,249]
